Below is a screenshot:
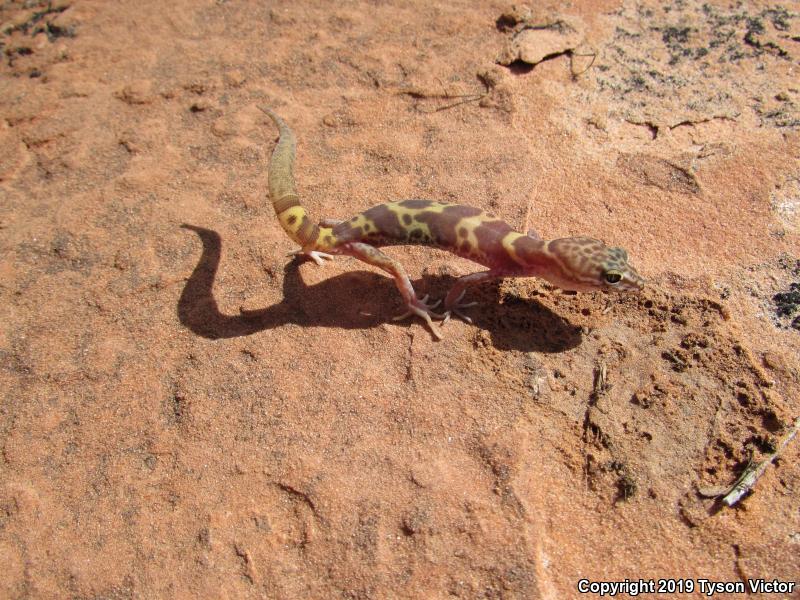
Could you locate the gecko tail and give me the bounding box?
[259,106,320,247]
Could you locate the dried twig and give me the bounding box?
[396,84,487,113]
[592,361,608,397]
[426,95,486,113]
[721,416,800,506]
[570,47,597,77]
[699,416,800,505]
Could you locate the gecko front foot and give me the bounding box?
[288,249,335,266]
[393,294,445,339]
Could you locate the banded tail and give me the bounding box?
[259,107,322,247]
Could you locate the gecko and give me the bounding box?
[260,107,644,340]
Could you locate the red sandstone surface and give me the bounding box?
[1,1,799,597]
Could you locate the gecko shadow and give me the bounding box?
[179,225,582,352]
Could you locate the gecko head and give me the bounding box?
[542,236,645,292]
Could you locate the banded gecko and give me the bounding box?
[260,107,644,339]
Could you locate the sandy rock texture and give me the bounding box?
[1,0,799,597]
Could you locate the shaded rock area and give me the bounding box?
[1,0,799,598]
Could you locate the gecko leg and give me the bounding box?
[341,242,445,339]
[287,219,341,264]
[442,270,501,325]
[287,249,335,266]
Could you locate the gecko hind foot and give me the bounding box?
[442,302,478,325]
[288,249,335,266]
[441,289,478,325]
[392,294,442,321]
[393,295,445,340]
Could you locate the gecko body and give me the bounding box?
[261,107,644,339]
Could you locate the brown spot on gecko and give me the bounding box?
[398,199,434,210]
[361,204,407,240]
[512,235,547,264]
[402,214,413,226]
[331,223,359,242]
[274,195,301,214]
[471,220,515,266]
[287,215,297,226]
[447,205,484,219]
[298,216,319,243]
[458,227,468,238]
[414,204,485,250]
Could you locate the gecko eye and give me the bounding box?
[604,270,623,284]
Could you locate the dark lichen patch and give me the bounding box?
[763,6,793,31]
[755,99,800,129]
[770,256,800,330]
[777,255,800,276]
[773,283,800,317]
[595,1,800,130]
[773,282,800,330]
[38,22,76,41]
[615,471,638,502]
[657,25,709,64]
[2,2,75,75]
[2,2,74,43]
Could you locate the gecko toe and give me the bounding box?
[287,250,335,266]
[442,309,473,325]
[441,299,477,325]
[393,295,445,339]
